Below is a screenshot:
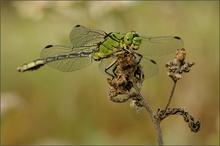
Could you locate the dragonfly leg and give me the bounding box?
[133,52,143,64]
[105,60,118,77]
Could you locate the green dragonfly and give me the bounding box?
[17,24,183,78]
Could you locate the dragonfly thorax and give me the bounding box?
[124,31,142,51]
[92,32,124,61]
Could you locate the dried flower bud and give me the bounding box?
[176,48,186,62]
[107,52,144,105]
[166,48,195,81]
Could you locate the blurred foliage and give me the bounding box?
[1,1,219,145]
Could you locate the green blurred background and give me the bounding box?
[1,1,219,145]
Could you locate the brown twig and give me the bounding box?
[157,107,201,132]
[164,80,177,111]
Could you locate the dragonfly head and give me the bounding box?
[124,31,142,50]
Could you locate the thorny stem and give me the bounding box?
[164,80,177,111]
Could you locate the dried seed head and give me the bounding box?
[166,48,195,81]
[176,48,186,62]
[107,52,144,105]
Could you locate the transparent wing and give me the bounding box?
[40,45,93,72]
[69,25,107,48]
[140,57,158,79]
[138,36,184,56]
[99,57,117,76]
[41,45,74,57]
[46,56,92,72]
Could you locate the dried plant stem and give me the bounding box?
[164,80,177,111]
[131,76,163,145]
[107,50,199,145]
[140,94,163,145]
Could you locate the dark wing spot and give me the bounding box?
[150,59,157,65]
[75,24,81,27]
[174,36,181,40]
[45,45,53,48]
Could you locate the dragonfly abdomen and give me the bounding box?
[17,51,93,72]
[68,51,92,58]
[17,59,46,72]
[45,51,91,62]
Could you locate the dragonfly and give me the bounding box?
[17,24,184,78]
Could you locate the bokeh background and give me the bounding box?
[1,1,219,145]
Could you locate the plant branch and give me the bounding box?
[164,80,177,111]
[139,93,163,145]
[106,49,200,145]
[157,107,201,132]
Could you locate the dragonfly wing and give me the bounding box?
[41,45,74,57]
[138,36,184,56]
[40,45,93,72]
[46,56,92,72]
[140,57,158,79]
[69,25,107,48]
